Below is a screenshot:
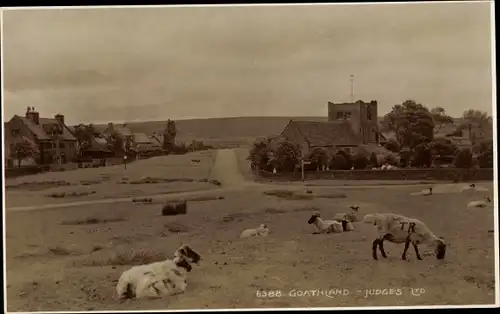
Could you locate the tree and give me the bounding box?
[352,153,369,170]
[430,137,459,157]
[163,119,177,152]
[12,138,37,167]
[383,100,435,152]
[412,142,433,168]
[108,131,125,156]
[274,140,301,172]
[454,148,473,168]
[460,109,493,143]
[431,107,454,131]
[247,138,270,170]
[383,139,400,153]
[477,140,493,168]
[74,124,96,157]
[308,147,328,170]
[329,154,348,170]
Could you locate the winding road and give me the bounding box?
[6,149,452,212]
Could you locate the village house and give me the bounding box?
[281,100,383,158]
[5,107,78,165]
[133,132,162,155]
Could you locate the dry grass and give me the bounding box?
[60,216,127,226]
[47,190,97,198]
[79,248,167,267]
[263,190,314,200]
[4,177,496,311]
[6,180,72,191]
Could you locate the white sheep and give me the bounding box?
[308,212,348,234]
[460,183,489,193]
[116,244,201,300]
[363,213,446,261]
[134,255,191,299]
[240,224,269,238]
[410,187,433,196]
[467,196,492,208]
[332,205,361,224]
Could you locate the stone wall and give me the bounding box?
[258,168,494,182]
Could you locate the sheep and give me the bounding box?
[467,196,492,208]
[460,183,489,192]
[240,224,269,238]
[332,205,361,223]
[116,244,201,300]
[134,255,192,299]
[363,213,446,261]
[410,187,433,196]
[308,212,350,234]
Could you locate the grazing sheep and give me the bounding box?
[308,212,349,234]
[161,200,187,216]
[116,244,201,300]
[240,224,269,238]
[363,213,446,261]
[333,205,361,223]
[467,196,492,208]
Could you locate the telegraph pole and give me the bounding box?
[350,74,354,102]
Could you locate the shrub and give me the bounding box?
[384,139,401,153]
[369,152,379,168]
[454,148,473,168]
[308,147,328,170]
[384,154,399,166]
[329,154,350,170]
[353,153,369,169]
[412,143,433,168]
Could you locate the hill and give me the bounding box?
[88,116,473,148]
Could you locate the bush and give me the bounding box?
[384,154,399,166]
[454,148,473,168]
[384,139,401,153]
[413,143,433,168]
[353,153,369,169]
[369,152,379,168]
[329,154,349,170]
[308,147,328,170]
[478,148,493,168]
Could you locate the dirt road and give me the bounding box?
[4,149,472,212]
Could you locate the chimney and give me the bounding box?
[26,106,40,124]
[55,114,65,126]
[108,122,114,130]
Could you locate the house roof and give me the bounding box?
[134,132,153,144]
[102,124,133,137]
[448,136,472,147]
[150,134,163,145]
[282,120,361,147]
[15,116,77,141]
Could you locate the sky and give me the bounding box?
[1,2,494,125]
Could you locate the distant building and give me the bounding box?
[133,132,162,154]
[280,120,361,157]
[279,100,381,158]
[5,107,78,164]
[327,100,380,145]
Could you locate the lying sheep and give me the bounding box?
[363,213,446,261]
[116,244,201,300]
[134,255,192,299]
[467,196,492,208]
[332,205,360,223]
[161,200,187,216]
[308,212,350,234]
[240,224,269,238]
[460,183,489,192]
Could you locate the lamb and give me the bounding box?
[116,244,201,300]
[410,187,433,196]
[332,205,361,223]
[308,212,351,234]
[460,183,489,192]
[240,224,269,238]
[467,196,492,208]
[363,213,446,261]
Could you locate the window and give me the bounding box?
[336,112,343,119]
[336,112,352,120]
[11,129,20,136]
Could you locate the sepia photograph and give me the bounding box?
[1,1,497,311]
